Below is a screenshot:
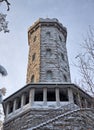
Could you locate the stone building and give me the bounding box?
[26,18,71,84]
[3,18,94,130]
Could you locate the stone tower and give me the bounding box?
[26,18,71,84]
[3,18,94,130]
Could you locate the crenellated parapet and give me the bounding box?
[28,18,67,45]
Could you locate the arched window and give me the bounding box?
[59,35,62,42]
[61,53,65,61]
[46,31,51,37]
[32,53,36,61]
[33,36,37,42]
[46,48,51,57]
[31,75,34,83]
[63,74,67,82]
[46,70,52,80]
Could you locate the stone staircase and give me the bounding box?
[31,108,94,130]
[22,103,78,129]
[27,103,79,130]
[4,105,72,130]
[4,103,94,130]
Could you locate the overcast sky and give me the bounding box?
[0,0,94,98]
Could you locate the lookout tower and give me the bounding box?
[3,18,94,130]
[26,18,71,84]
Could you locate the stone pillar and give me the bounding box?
[29,88,35,106]
[56,88,60,106]
[13,99,16,112]
[6,103,9,117]
[43,87,47,106]
[68,88,74,103]
[21,94,25,107]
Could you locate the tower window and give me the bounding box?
[24,92,29,105]
[8,101,13,114]
[46,48,51,57]
[63,74,67,82]
[34,89,43,101]
[46,31,51,37]
[60,89,68,101]
[33,36,37,42]
[46,70,52,80]
[32,53,36,61]
[16,97,21,110]
[31,75,34,83]
[59,35,62,42]
[61,53,65,61]
[47,89,55,101]
[73,93,78,105]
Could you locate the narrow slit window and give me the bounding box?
[32,53,36,61]
[33,36,37,42]
[47,70,52,80]
[46,31,51,37]
[63,74,67,82]
[61,53,65,61]
[31,75,34,83]
[46,48,51,57]
[59,35,62,42]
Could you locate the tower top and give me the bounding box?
[27,18,71,84]
[28,18,67,45]
[28,18,67,31]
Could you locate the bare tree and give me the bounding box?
[0,13,9,33]
[0,0,10,33]
[0,1,9,129]
[76,27,94,96]
[0,65,7,77]
[0,65,7,129]
[0,0,10,11]
[0,65,7,103]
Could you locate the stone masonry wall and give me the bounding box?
[26,19,71,84]
[40,26,71,82]
[3,109,66,130]
[34,109,94,130]
[26,27,41,84]
[3,109,94,130]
